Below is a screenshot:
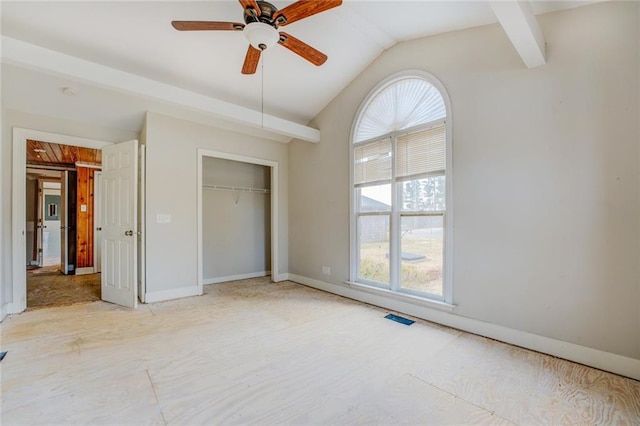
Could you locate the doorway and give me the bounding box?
[26,169,61,271]
[41,181,62,267]
[201,157,271,283]
[12,129,142,313]
[197,149,280,291]
[23,142,103,309]
[12,129,111,312]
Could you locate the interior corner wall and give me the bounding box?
[143,112,288,295]
[288,1,640,361]
[0,108,139,312]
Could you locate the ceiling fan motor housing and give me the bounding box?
[244,1,283,26]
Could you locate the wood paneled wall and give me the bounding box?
[76,167,95,268]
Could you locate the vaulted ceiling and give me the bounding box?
[1,1,599,142]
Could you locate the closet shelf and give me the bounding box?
[203,184,270,194]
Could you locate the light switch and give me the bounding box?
[156,213,171,224]
[80,204,87,212]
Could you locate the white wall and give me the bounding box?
[144,112,287,296]
[289,2,640,361]
[202,157,271,281]
[0,108,138,312]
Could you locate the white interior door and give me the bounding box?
[60,171,70,274]
[42,185,62,266]
[102,139,138,308]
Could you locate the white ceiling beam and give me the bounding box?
[1,36,320,143]
[490,1,546,69]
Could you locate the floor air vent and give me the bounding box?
[384,313,414,326]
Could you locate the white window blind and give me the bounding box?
[395,124,446,180]
[354,137,392,185]
[355,79,446,143]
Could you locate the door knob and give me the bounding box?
[96,227,102,231]
[125,230,133,236]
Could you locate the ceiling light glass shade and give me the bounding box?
[243,22,279,50]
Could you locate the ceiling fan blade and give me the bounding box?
[242,45,262,74]
[239,0,261,17]
[278,32,327,66]
[274,0,342,26]
[171,21,244,31]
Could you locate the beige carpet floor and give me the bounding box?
[2,277,639,424]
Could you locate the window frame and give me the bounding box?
[349,70,454,304]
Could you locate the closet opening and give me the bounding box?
[197,150,280,290]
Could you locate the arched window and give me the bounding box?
[350,71,452,302]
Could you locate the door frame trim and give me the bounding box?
[11,128,111,314]
[196,149,280,295]
[35,177,45,266]
[32,176,62,266]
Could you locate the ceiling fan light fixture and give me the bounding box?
[243,22,279,50]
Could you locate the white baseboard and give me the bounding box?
[0,301,24,320]
[274,273,288,282]
[75,267,95,275]
[287,274,640,381]
[203,271,270,285]
[145,286,201,303]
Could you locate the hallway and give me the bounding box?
[27,269,100,309]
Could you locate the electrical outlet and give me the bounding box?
[322,266,331,276]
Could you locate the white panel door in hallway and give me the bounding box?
[41,185,61,266]
[101,139,138,308]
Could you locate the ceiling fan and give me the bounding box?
[171,0,343,75]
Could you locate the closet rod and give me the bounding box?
[203,184,270,194]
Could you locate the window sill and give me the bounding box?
[344,281,456,312]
